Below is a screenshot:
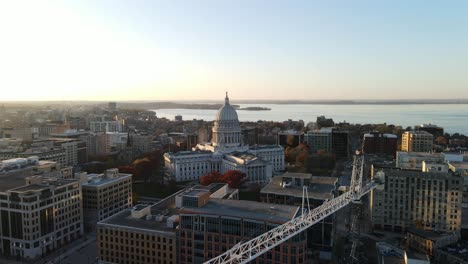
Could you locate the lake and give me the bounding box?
[152,104,468,134]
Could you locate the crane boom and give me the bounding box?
[205,155,379,264]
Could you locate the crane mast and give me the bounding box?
[205,155,380,264]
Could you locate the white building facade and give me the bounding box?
[164,94,285,183]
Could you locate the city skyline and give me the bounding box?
[1,1,468,101]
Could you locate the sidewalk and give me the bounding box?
[45,235,96,264]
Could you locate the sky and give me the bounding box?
[0,0,467,101]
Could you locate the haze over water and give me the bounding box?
[153,104,468,134]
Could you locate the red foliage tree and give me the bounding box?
[200,171,223,186]
[222,170,247,189]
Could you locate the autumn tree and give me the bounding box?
[435,136,447,146]
[222,170,247,189]
[200,171,223,186]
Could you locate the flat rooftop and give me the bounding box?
[82,173,131,187]
[396,151,444,158]
[249,145,282,150]
[407,228,456,241]
[261,174,337,201]
[7,178,77,193]
[0,168,34,192]
[180,199,298,224]
[165,150,212,156]
[438,241,468,262]
[99,188,186,234]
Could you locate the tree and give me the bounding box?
[222,170,247,189]
[435,136,447,146]
[200,171,223,186]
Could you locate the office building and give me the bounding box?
[0,174,83,260]
[401,131,433,152]
[79,169,132,231]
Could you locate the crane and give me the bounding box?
[205,154,383,264]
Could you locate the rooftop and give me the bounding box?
[439,241,468,262]
[180,199,299,224]
[165,150,213,157]
[406,228,457,241]
[99,188,185,234]
[261,173,337,201]
[8,178,78,193]
[82,172,132,187]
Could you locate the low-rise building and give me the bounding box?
[406,228,459,256]
[376,242,430,264]
[260,172,337,261]
[435,240,468,264]
[395,151,445,170]
[97,184,238,264]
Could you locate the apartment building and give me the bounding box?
[401,131,433,152]
[371,167,463,232]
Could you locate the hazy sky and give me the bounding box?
[1,1,467,101]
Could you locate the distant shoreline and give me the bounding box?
[1,99,468,108]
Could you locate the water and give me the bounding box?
[152,104,468,134]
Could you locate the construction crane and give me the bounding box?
[205,154,383,264]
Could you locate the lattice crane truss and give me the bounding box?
[205,155,380,264]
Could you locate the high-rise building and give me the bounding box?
[304,128,332,154]
[415,124,444,139]
[79,169,132,231]
[401,131,433,152]
[362,132,398,157]
[0,174,83,260]
[331,129,349,158]
[371,167,463,232]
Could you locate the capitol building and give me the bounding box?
[164,93,285,183]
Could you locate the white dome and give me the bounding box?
[215,93,239,123]
[215,104,238,122]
